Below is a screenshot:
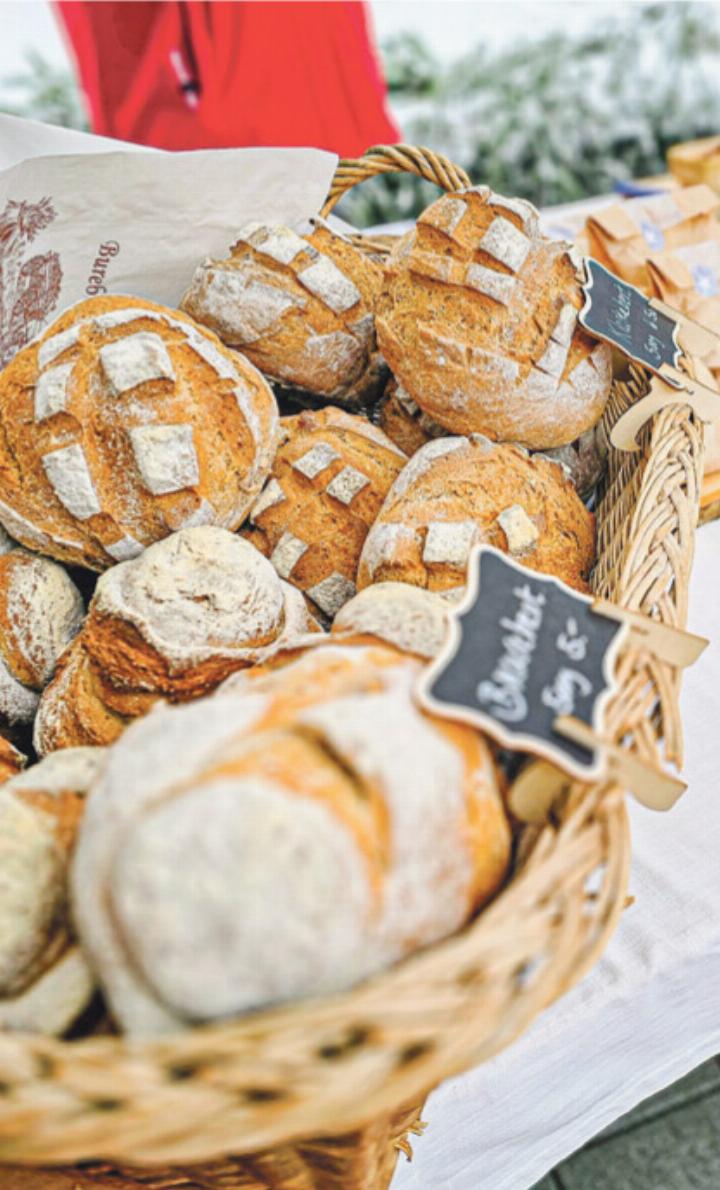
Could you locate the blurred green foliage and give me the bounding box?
[341,2,720,226]
[0,50,88,131]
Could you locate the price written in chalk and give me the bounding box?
[419,548,626,780]
[579,257,681,375]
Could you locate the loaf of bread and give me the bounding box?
[0,747,104,1033]
[0,549,84,730]
[72,640,510,1035]
[0,295,279,570]
[181,222,386,407]
[375,186,612,449]
[358,436,595,594]
[331,582,450,659]
[243,407,406,619]
[538,425,607,500]
[34,526,318,754]
[0,735,26,783]
[375,376,447,456]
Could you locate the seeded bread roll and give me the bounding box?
[72,641,509,1035]
[0,295,279,570]
[34,527,318,754]
[358,436,595,595]
[375,186,612,449]
[376,376,447,456]
[181,222,386,408]
[0,549,84,729]
[243,407,406,620]
[331,582,450,659]
[0,747,104,1033]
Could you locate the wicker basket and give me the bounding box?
[0,149,704,1190]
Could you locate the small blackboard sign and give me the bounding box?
[579,258,681,375]
[419,547,626,780]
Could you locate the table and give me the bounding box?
[393,519,720,1189]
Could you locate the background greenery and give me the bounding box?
[1,3,719,224]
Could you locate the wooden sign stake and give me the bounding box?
[592,599,708,668]
[610,367,720,451]
[555,714,687,811]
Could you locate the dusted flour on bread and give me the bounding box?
[0,747,104,1034]
[0,296,279,570]
[331,581,450,659]
[375,187,612,449]
[34,526,318,754]
[358,435,595,594]
[71,641,509,1035]
[243,406,406,619]
[181,222,386,407]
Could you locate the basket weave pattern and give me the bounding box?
[0,151,705,1190]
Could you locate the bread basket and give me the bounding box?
[0,148,704,1190]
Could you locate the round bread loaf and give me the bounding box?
[0,295,279,570]
[72,641,510,1035]
[0,549,84,729]
[242,407,407,620]
[358,436,595,594]
[181,222,385,407]
[34,527,318,754]
[537,425,607,500]
[0,736,26,783]
[375,376,447,457]
[331,582,450,659]
[375,186,612,449]
[0,747,104,1033]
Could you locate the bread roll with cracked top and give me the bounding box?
[331,582,450,659]
[0,549,84,730]
[0,747,104,1033]
[181,222,386,407]
[358,436,595,595]
[34,527,318,754]
[243,407,406,619]
[376,376,447,457]
[72,641,510,1035]
[0,295,279,570]
[375,186,612,449]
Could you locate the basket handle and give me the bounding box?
[320,144,472,218]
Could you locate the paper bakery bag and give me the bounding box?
[0,119,337,370]
[585,184,720,292]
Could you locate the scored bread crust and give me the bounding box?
[243,407,407,619]
[72,640,510,1035]
[34,527,319,754]
[358,435,595,595]
[0,295,279,570]
[375,187,612,449]
[181,222,386,407]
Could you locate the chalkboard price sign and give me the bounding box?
[419,547,626,780]
[579,258,681,375]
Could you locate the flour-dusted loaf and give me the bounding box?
[375,186,612,449]
[72,641,510,1035]
[0,747,104,1033]
[0,295,279,570]
[34,526,318,754]
[243,407,406,619]
[0,736,26,783]
[375,376,447,456]
[0,549,84,730]
[331,582,450,659]
[358,436,595,594]
[181,222,386,407]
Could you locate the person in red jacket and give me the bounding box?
[55,1,400,154]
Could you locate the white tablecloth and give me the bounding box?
[393,519,720,1189]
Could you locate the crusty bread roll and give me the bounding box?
[243,407,406,619]
[0,735,26,783]
[538,425,607,500]
[0,549,84,729]
[72,641,510,1035]
[34,527,318,754]
[375,376,447,457]
[181,222,386,407]
[331,582,450,659]
[375,186,612,449]
[0,747,104,1033]
[0,295,279,570]
[358,436,595,595]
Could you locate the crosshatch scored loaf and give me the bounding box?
[0,295,279,570]
[375,186,612,449]
[243,406,407,619]
[34,526,318,755]
[358,435,595,595]
[72,641,510,1035]
[181,221,386,407]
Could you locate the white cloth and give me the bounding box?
[393,519,720,1189]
